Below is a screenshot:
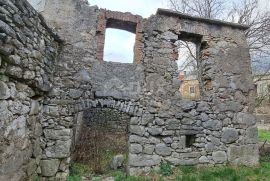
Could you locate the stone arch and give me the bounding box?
[40,97,146,178]
[71,98,144,116]
[70,98,145,152]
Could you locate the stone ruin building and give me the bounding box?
[0,0,259,180]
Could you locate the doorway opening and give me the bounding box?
[72,108,130,176]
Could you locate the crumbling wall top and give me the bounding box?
[157,8,249,30]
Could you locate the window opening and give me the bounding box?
[186,135,196,148]
[104,28,135,63]
[177,40,200,100]
[189,86,196,97]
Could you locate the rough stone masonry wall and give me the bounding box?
[0,0,60,180]
[35,0,106,180]
[126,10,259,174]
[1,0,259,180]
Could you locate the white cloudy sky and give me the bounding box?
[90,0,165,18]
[89,0,269,63]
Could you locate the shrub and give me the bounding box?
[159,162,173,176]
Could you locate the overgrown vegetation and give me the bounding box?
[68,130,270,181]
[66,162,91,181]
[73,108,129,174]
[159,162,173,176]
[112,171,152,181]
[67,156,270,181]
[258,129,270,142]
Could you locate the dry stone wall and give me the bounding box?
[0,0,259,180]
[0,0,60,180]
[128,10,258,174]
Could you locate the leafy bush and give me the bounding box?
[159,162,173,176]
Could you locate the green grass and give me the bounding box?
[66,162,92,181]
[143,158,270,181]
[112,171,152,181]
[67,156,270,181]
[71,162,92,175]
[66,175,81,181]
[123,156,270,181]
[258,129,270,142]
[32,177,40,181]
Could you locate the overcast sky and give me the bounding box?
[89,0,269,63]
[90,0,165,18]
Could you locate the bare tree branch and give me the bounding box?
[168,0,225,18]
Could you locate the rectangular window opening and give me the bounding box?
[104,28,135,64]
[189,85,196,97]
[185,134,196,148]
[177,39,200,100]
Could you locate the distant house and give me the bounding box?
[178,71,200,100]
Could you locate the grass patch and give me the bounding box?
[111,170,152,181]
[258,129,270,142]
[179,165,196,174]
[70,162,92,175]
[66,174,81,181]
[68,156,270,181]
[138,156,270,181]
[67,162,92,181]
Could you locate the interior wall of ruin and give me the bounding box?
[0,0,59,180]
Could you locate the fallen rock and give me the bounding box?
[110,154,124,170]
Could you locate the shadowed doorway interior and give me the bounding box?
[72,108,129,175]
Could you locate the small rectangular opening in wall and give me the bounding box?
[185,134,196,148]
[189,85,196,97]
[104,28,135,63]
[176,39,201,100]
